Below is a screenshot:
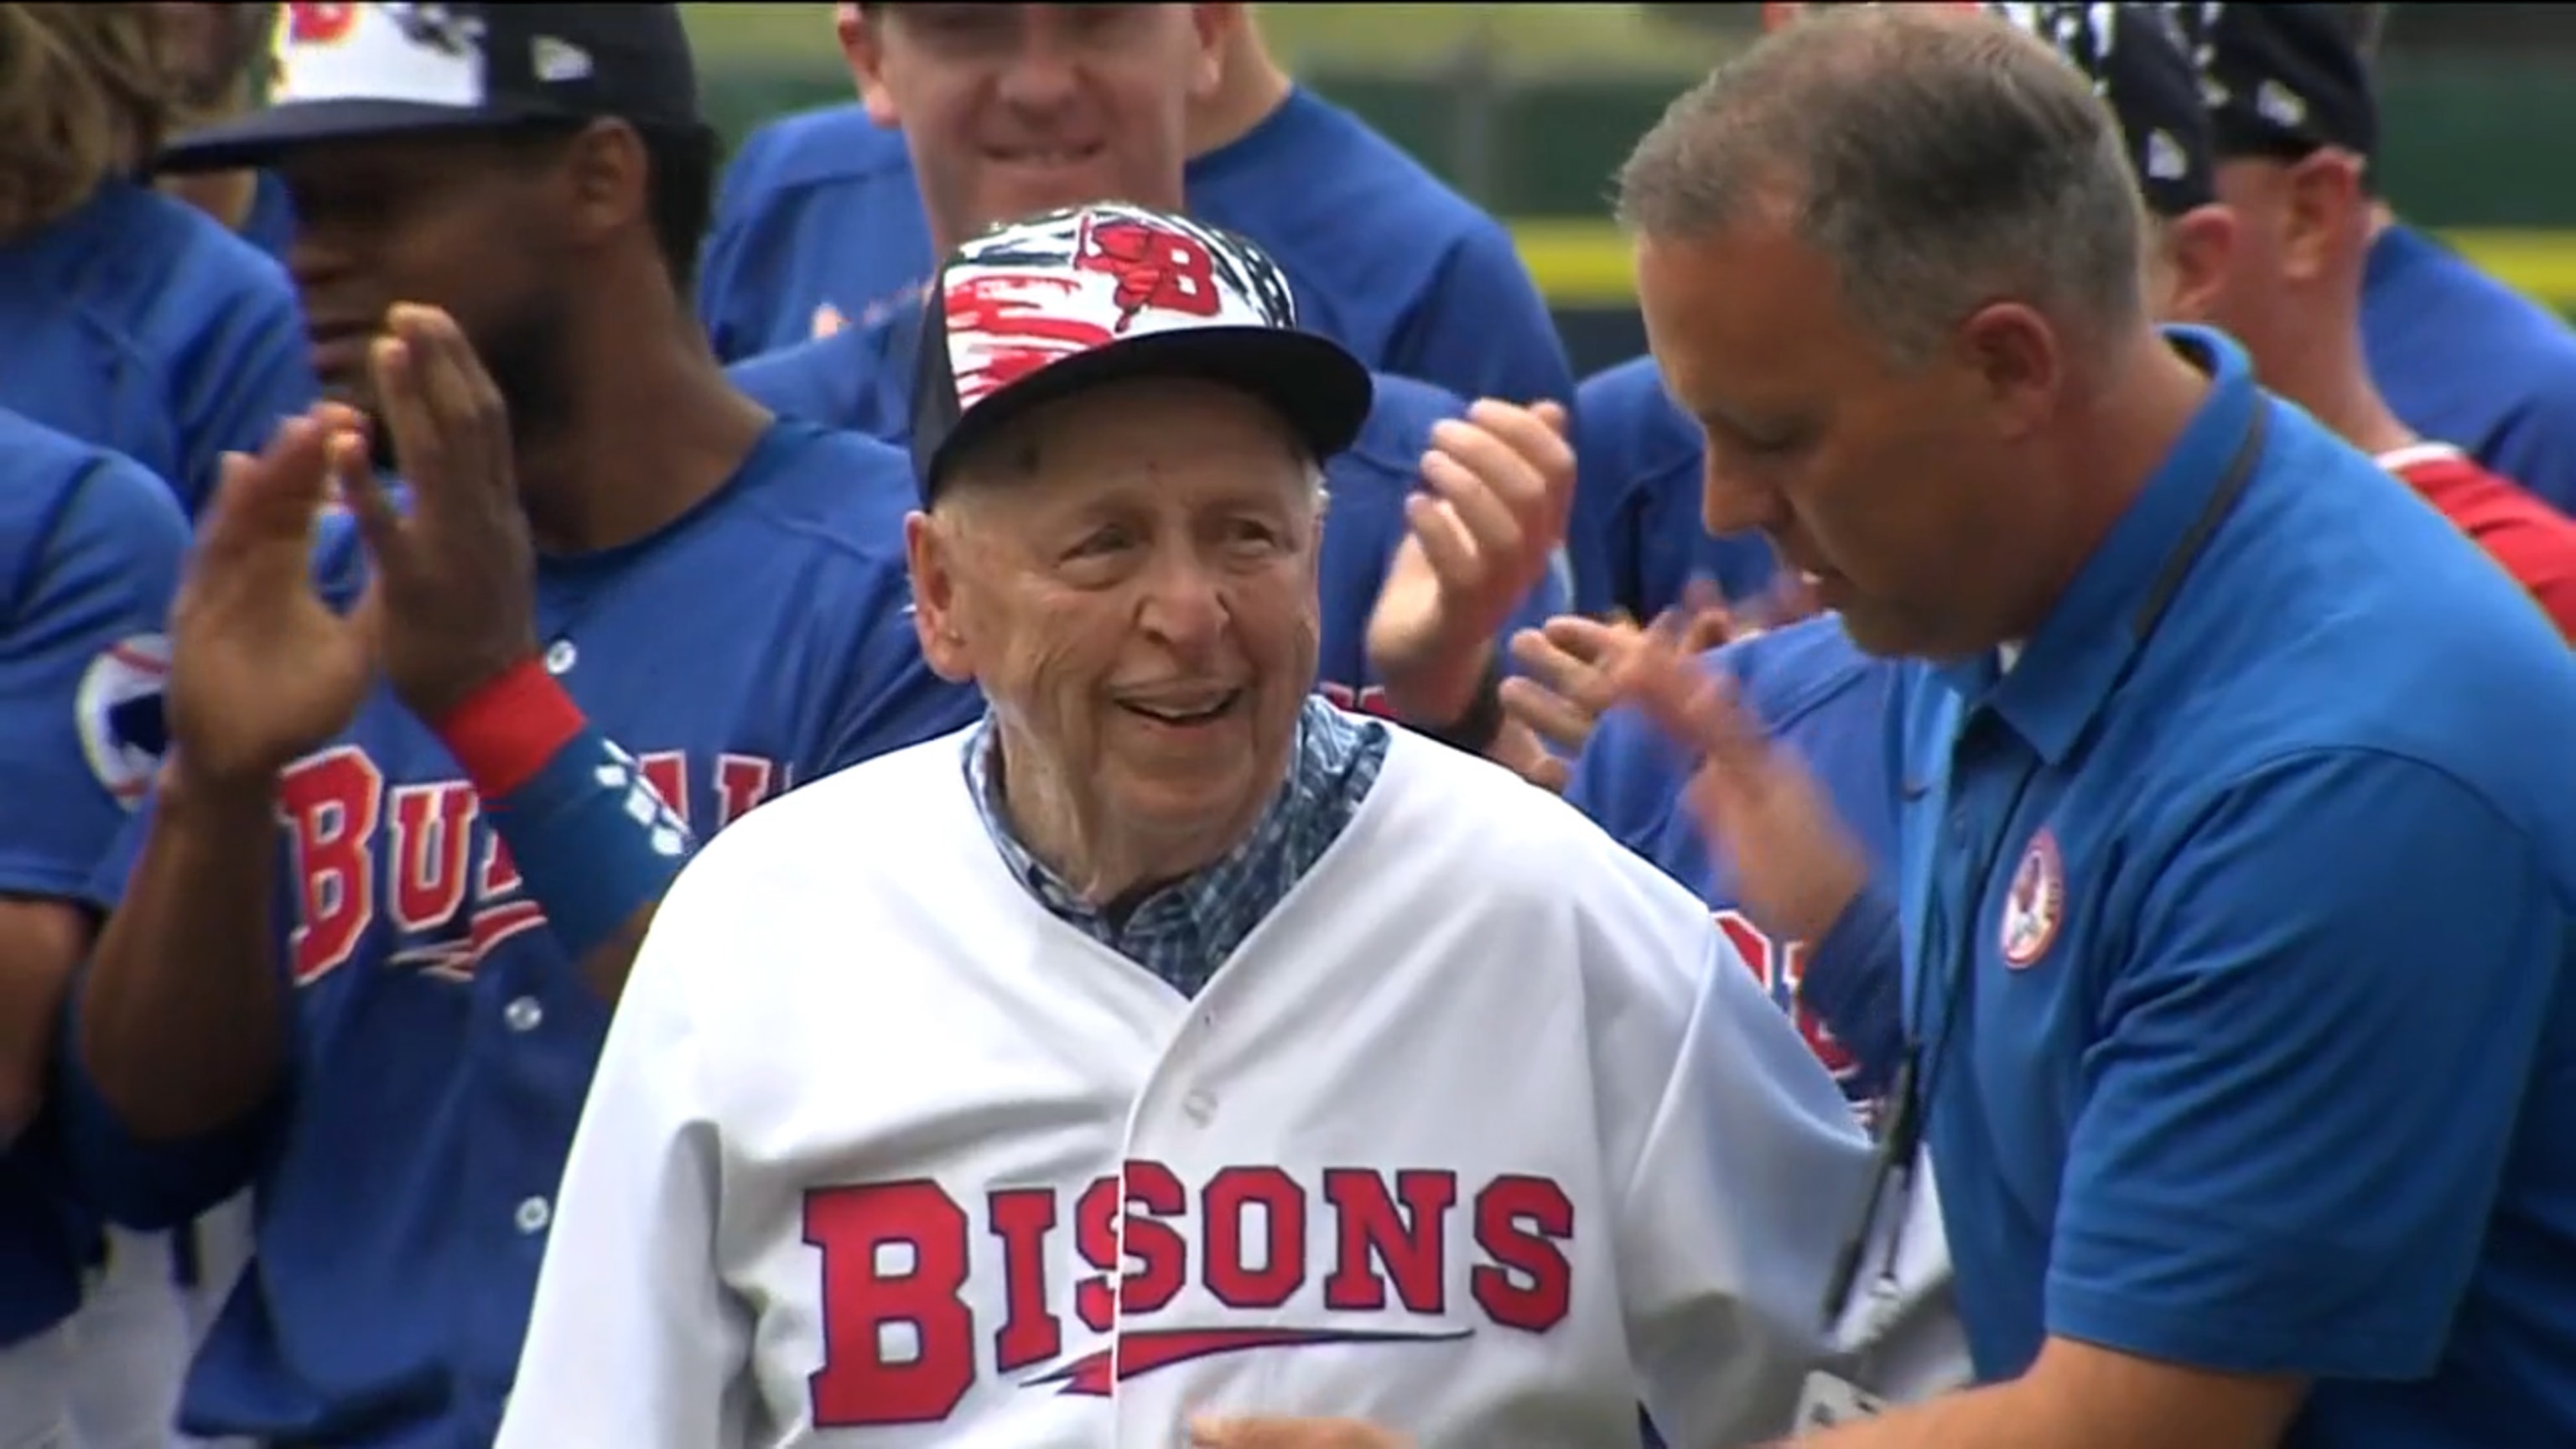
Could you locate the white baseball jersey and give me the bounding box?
[1825,1153,1971,1405]
[495,726,1874,1449]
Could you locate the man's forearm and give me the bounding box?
[80,762,288,1138]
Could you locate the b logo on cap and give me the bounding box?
[1076,217,1221,333]
[288,3,358,45]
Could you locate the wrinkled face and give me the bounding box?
[852,4,1223,247]
[275,130,581,434]
[1635,216,2060,659]
[908,376,1322,870]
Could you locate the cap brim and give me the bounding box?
[154,98,544,174]
[925,327,1374,494]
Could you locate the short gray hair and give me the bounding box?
[1614,4,2147,368]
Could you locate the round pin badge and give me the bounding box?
[1997,827,2065,969]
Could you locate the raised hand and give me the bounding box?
[1365,400,1577,725]
[1611,608,1868,943]
[335,304,541,725]
[165,408,381,785]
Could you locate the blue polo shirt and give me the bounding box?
[1864,328,2576,1446]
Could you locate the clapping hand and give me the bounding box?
[334,304,541,725]
[1365,401,1577,728]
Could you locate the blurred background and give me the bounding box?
[680,2,2576,376]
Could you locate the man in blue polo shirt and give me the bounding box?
[1595,8,2576,1446]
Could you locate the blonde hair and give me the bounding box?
[0,3,177,241]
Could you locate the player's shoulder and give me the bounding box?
[1710,614,1890,733]
[1376,727,1710,922]
[84,180,292,309]
[1575,353,1699,463]
[2139,409,2576,812]
[0,409,184,564]
[725,102,913,197]
[709,418,917,558]
[728,308,909,434]
[1194,90,1507,290]
[1335,370,1466,480]
[1262,90,1501,243]
[676,725,977,892]
[1577,353,1667,407]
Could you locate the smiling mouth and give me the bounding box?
[1118,691,1244,727]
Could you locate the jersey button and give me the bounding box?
[515,1196,552,1234]
[1182,1089,1218,1125]
[504,995,543,1032]
[544,639,578,675]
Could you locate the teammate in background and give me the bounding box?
[153,2,296,260]
[698,3,1573,413]
[0,409,191,1449]
[0,2,315,518]
[1566,354,1779,621]
[496,205,1870,1449]
[63,7,978,1446]
[2343,5,2576,518]
[2170,2,2576,636]
[729,2,1568,740]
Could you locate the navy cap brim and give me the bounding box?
[154,98,554,174]
[920,326,1375,499]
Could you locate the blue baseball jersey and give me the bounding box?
[1878,329,2576,1446]
[0,410,189,1348]
[1565,615,1902,1105]
[0,179,317,517]
[1570,354,1780,619]
[2364,222,2576,517]
[698,93,1574,410]
[729,304,1570,712]
[236,171,299,264]
[56,421,981,1447]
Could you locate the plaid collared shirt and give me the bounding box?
[963,696,1389,998]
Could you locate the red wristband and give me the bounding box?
[433,658,587,798]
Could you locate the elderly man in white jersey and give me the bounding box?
[493,202,1873,1449]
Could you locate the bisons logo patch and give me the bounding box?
[1997,827,2065,969]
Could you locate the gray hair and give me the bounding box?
[1614,3,2148,368]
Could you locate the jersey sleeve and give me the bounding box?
[0,454,188,900]
[1589,871,1873,1446]
[495,843,753,1449]
[169,264,319,517]
[2046,750,2562,1378]
[1384,223,1576,409]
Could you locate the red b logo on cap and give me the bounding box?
[288,3,358,45]
[1078,219,1222,334]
